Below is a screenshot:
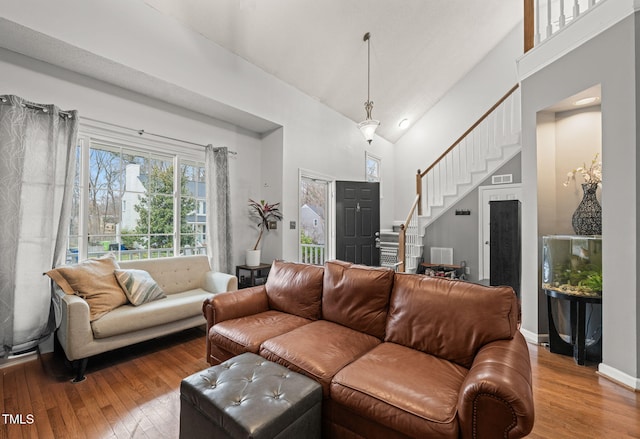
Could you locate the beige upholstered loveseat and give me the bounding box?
[53,255,237,381]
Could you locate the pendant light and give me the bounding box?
[358,32,380,144]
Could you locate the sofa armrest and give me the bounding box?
[201,271,238,294]
[202,286,269,363]
[202,285,269,327]
[457,331,534,439]
[56,294,95,361]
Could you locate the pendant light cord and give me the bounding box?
[364,32,371,103]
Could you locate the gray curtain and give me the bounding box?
[0,95,78,357]
[205,145,233,273]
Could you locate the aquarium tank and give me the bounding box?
[542,235,602,297]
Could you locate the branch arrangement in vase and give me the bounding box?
[563,153,602,187]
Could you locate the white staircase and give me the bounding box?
[398,86,522,273]
[420,87,522,227]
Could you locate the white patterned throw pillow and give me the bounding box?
[115,269,166,306]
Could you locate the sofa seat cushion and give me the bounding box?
[91,288,212,339]
[331,342,468,439]
[209,310,312,356]
[260,320,381,396]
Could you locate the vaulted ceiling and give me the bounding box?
[144,0,523,143]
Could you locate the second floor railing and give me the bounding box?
[524,0,605,51]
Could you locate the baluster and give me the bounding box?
[559,0,566,28]
[446,154,453,195]
[546,0,553,39]
[588,0,595,7]
[573,0,580,20]
[535,0,541,44]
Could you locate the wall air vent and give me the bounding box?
[430,247,453,265]
[492,174,513,185]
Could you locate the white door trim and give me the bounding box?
[298,168,336,263]
[478,183,522,280]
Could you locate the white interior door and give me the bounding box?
[479,184,522,280]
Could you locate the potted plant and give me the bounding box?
[247,199,283,266]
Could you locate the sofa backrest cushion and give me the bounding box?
[322,260,394,339]
[386,274,519,368]
[265,260,324,320]
[119,255,210,295]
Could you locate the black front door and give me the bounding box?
[335,181,380,266]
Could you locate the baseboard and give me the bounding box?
[0,351,38,371]
[519,328,548,345]
[597,363,640,391]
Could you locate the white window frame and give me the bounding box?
[71,120,206,262]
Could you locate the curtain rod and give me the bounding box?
[80,116,237,155]
[0,96,74,119]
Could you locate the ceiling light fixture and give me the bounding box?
[574,97,599,106]
[358,32,380,144]
[398,118,410,129]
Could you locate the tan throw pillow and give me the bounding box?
[114,269,166,306]
[45,254,127,321]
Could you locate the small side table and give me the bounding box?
[236,263,271,289]
[544,288,602,365]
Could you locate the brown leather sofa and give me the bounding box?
[202,260,534,438]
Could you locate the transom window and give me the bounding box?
[68,128,207,262]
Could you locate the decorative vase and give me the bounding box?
[571,183,602,235]
[245,249,261,267]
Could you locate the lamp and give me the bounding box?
[358,32,380,144]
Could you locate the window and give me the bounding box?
[68,128,207,262]
[365,152,381,182]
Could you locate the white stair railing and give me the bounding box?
[531,0,605,46]
[399,85,522,273]
[398,195,420,273]
[416,85,521,223]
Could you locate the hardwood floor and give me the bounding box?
[1,328,638,438]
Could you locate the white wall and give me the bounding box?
[0,0,395,265]
[521,14,639,386]
[393,24,523,218]
[0,47,265,270]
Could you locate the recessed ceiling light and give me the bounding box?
[398,118,410,129]
[574,97,599,106]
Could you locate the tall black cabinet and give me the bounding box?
[489,200,521,297]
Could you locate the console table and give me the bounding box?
[544,288,602,365]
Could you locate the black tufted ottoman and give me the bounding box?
[179,352,322,439]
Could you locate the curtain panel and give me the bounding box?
[205,145,233,274]
[0,95,78,357]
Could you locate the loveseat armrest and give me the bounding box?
[56,293,95,361]
[457,331,534,439]
[201,271,238,294]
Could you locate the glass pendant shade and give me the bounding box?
[358,118,380,144]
